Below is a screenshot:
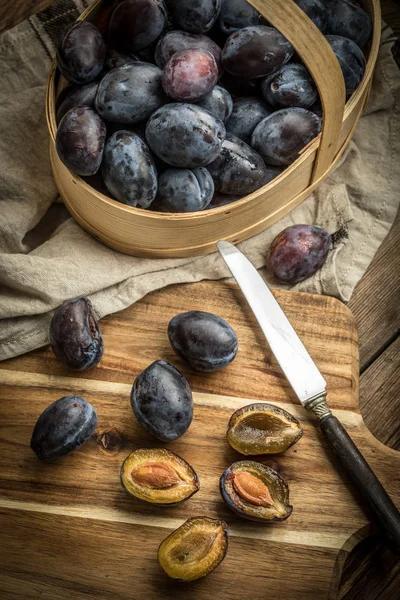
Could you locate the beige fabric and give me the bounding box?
[0,11,399,361]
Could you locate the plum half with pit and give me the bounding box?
[131,360,193,442]
[267,224,330,284]
[162,49,218,102]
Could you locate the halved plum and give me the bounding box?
[121,448,199,505]
[220,461,292,522]
[158,517,228,581]
[227,403,303,455]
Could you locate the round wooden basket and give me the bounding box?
[46,0,381,258]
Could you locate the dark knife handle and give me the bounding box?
[320,414,400,555]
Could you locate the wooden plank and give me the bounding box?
[359,336,400,451]
[0,0,53,34]
[348,212,400,372]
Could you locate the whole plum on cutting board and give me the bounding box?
[145,103,226,168]
[57,21,106,84]
[50,297,104,370]
[31,396,98,460]
[131,360,193,442]
[267,224,330,284]
[56,106,106,177]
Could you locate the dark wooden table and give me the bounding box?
[0,1,399,598]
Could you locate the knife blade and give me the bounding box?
[217,240,400,555]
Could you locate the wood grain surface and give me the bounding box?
[0,282,399,600]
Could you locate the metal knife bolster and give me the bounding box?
[304,392,333,421]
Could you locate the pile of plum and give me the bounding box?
[55,0,372,212]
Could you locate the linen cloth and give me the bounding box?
[0,0,399,361]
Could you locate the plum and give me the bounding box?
[145,103,226,168]
[57,21,106,84]
[109,0,167,54]
[56,81,99,124]
[226,96,272,144]
[155,167,214,212]
[251,108,321,166]
[102,131,158,208]
[221,26,293,78]
[95,63,166,124]
[168,311,238,371]
[293,0,328,33]
[327,0,372,48]
[50,297,104,370]
[197,85,233,122]
[207,133,272,195]
[169,0,221,34]
[267,224,330,283]
[326,35,366,97]
[131,360,193,442]
[220,71,261,98]
[218,0,264,35]
[31,396,97,460]
[209,191,242,208]
[103,47,139,72]
[261,63,318,109]
[155,30,223,76]
[162,49,218,102]
[56,106,106,176]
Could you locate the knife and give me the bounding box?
[217,240,400,555]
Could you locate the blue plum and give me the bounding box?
[103,47,139,72]
[169,0,221,34]
[131,360,193,442]
[327,0,372,49]
[56,106,106,176]
[226,96,272,144]
[251,108,321,166]
[155,30,223,76]
[31,396,98,460]
[261,63,318,109]
[294,0,328,33]
[145,103,226,168]
[267,224,330,283]
[50,297,104,371]
[109,0,167,53]
[325,35,366,98]
[102,131,158,208]
[206,133,271,195]
[168,311,238,371]
[218,0,264,35]
[57,21,106,84]
[221,26,293,78]
[197,86,233,122]
[95,63,166,124]
[56,81,99,124]
[155,167,214,212]
[162,49,218,102]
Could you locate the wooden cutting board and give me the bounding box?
[0,282,399,600]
